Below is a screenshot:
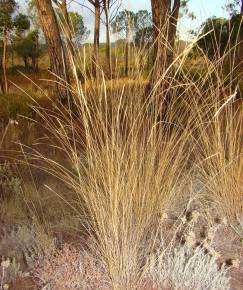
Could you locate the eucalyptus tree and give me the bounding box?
[197,17,229,59]
[14,13,30,35]
[14,29,41,70]
[226,0,243,65]
[134,10,152,47]
[150,0,182,77]
[0,0,17,93]
[226,0,243,14]
[12,14,31,69]
[52,0,75,58]
[86,0,102,76]
[102,0,121,78]
[148,0,194,118]
[68,12,90,46]
[35,0,71,104]
[112,10,136,76]
[102,0,112,77]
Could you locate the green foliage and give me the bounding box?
[68,11,90,45]
[0,93,33,118]
[134,9,152,46]
[57,10,90,45]
[0,0,17,32]
[13,13,30,35]
[197,15,243,59]
[13,30,41,66]
[134,26,153,46]
[0,162,22,200]
[230,13,243,39]
[198,17,229,59]
[112,9,152,46]
[112,10,136,36]
[226,0,243,15]
[135,10,152,31]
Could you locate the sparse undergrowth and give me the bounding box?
[147,245,230,290]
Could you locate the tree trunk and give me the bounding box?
[167,0,180,66]
[24,56,29,69]
[35,33,39,72]
[11,41,14,73]
[56,0,75,58]
[238,1,243,65]
[103,0,112,78]
[31,56,36,71]
[35,0,71,104]
[92,0,100,77]
[150,0,169,84]
[125,28,129,77]
[0,60,4,93]
[2,27,8,93]
[149,0,181,118]
[150,0,180,81]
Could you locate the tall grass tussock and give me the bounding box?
[4,30,242,289]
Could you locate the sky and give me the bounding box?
[19,0,233,42]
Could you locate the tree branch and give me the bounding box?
[172,0,181,17]
[70,0,96,15]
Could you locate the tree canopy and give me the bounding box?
[112,9,152,45]
[198,17,229,59]
[14,13,31,35]
[0,0,17,32]
[197,15,243,59]
[69,11,90,45]
[226,0,243,15]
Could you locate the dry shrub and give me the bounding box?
[0,162,21,201]
[0,224,55,274]
[33,243,110,290]
[146,245,230,290]
[0,257,23,289]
